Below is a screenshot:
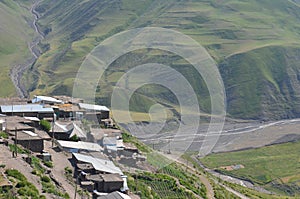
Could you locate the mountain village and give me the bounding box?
[0,95,145,198]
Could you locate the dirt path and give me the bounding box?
[171,175,203,199]
[44,140,76,198]
[217,182,250,199]
[164,154,215,199]
[191,155,251,199]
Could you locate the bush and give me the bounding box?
[64,167,72,174]
[16,181,28,188]
[31,156,45,174]
[40,120,51,132]
[0,132,8,139]
[31,169,37,175]
[41,176,51,183]
[69,134,79,141]
[17,186,39,198]
[43,161,53,168]
[5,169,26,181]
[8,144,27,154]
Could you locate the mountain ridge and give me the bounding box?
[3,0,300,120]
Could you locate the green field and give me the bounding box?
[201,141,300,196]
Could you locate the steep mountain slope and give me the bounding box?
[0,0,37,96]
[10,0,300,119]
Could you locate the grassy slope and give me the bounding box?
[201,140,300,196]
[26,0,300,119]
[0,0,36,96]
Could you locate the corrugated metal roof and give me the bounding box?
[103,137,117,146]
[52,122,68,133]
[79,103,110,112]
[58,140,103,152]
[0,104,54,113]
[73,153,123,175]
[32,96,62,104]
[24,117,40,122]
[68,123,86,139]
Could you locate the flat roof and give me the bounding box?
[96,191,131,199]
[101,174,123,182]
[58,140,103,152]
[1,104,54,113]
[56,103,82,112]
[79,103,110,112]
[14,131,42,140]
[73,153,123,175]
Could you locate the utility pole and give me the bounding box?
[11,101,13,116]
[74,172,82,199]
[52,117,55,147]
[74,177,78,199]
[168,139,171,154]
[13,127,17,157]
[186,158,188,172]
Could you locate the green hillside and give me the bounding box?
[3,0,300,119]
[201,140,300,196]
[0,0,36,96]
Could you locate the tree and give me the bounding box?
[70,134,79,142]
[40,120,51,132]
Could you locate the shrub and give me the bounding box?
[40,120,51,132]
[17,186,39,198]
[8,144,26,154]
[31,156,45,174]
[31,169,37,175]
[41,176,51,183]
[64,167,72,174]
[43,161,53,168]
[5,169,26,181]
[16,181,28,188]
[0,131,8,139]
[69,134,79,141]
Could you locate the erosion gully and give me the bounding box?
[10,0,44,98]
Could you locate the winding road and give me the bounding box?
[10,0,44,98]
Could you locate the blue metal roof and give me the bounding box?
[0,104,54,113]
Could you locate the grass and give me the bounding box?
[201,140,300,196]
[31,156,45,175]
[4,168,44,198]
[8,144,29,154]
[0,0,37,96]
[160,163,207,198]
[41,180,70,199]
[1,0,300,119]
[24,0,300,120]
[43,161,53,168]
[223,180,297,199]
